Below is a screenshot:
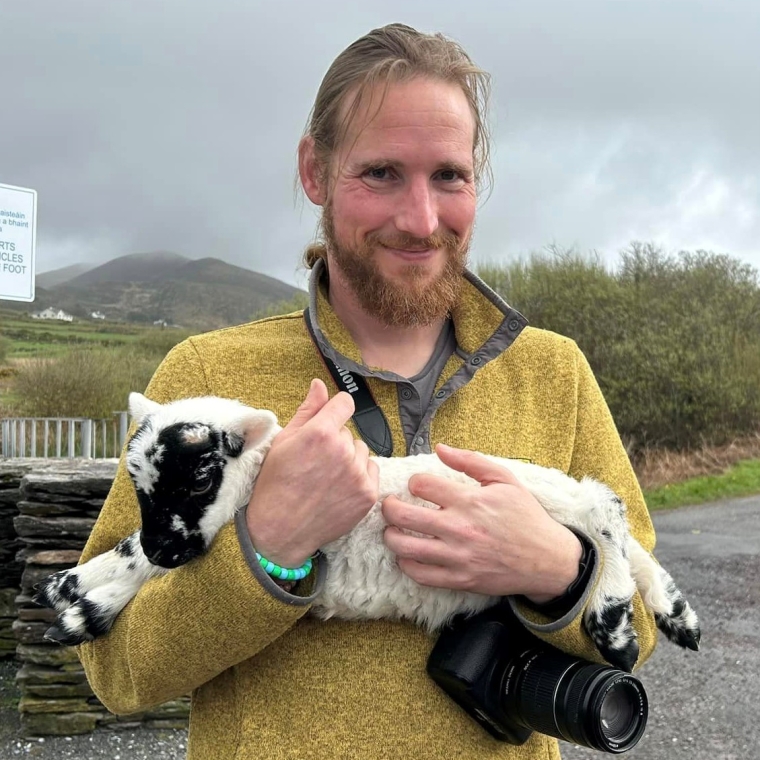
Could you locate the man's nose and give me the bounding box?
[394,179,438,240]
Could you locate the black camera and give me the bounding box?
[427,601,648,754]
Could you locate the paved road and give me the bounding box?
[563,496,760,760]
[1,496,758,759]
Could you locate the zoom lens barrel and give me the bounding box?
[502,649,648,753]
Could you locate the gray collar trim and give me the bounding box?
[305,257,528,383]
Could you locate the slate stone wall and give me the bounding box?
[0,459,190,737]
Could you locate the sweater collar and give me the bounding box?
[305,256,528,378]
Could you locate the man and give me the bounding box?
[78,23,658,759]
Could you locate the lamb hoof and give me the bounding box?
[655,609,701,652]
[43,623,92,647]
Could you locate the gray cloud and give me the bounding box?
[1,0,758,287]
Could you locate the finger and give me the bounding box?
[435,443,521,487]
[366,456,380,493]
[286,379,330,429]
[383,526,452,566]
[309,389,356,431]
[405,472,483,512]
[352,438,370,467]
[382,495,447,536]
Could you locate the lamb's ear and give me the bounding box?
[128,392,162,424]
[223,409,279,458]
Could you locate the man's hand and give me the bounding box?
[246,379,379,567]
[382,443,582,602]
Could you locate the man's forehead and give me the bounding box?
[338,79,475,159]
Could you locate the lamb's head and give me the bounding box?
[125,393,280,569]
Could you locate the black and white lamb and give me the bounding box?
[34,392,700,672]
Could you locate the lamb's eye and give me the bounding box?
[190,478,213,496]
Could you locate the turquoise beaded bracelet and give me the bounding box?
[254,552,313,582]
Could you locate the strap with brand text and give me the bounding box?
[304,308,393,458]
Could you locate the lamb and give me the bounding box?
[34,392,700,673]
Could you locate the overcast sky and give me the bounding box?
[2,0,758,288]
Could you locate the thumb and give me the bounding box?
[287,379,330,429]
[435,443,522,487]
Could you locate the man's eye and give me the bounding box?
[438,169,462,182]
[366,166,391,180]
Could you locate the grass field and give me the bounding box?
[0,308,150,358]
[644,459,760,510]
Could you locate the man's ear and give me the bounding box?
[223,410,279,457]
[128,392,162,424]
[298,136,327,206]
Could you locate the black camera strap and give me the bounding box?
[304,308,393,458]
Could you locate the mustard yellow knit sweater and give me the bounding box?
[78,273,658,760]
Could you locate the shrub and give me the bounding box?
[133,327,194,358]
[0,335,11,364]
[479,243,760,452]
[12,347,160,418]
[251,292,309,321]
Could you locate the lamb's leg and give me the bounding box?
[34,532,145,611]
[580,523,640,673]
[627,538,701,651]
[526,477,641,672]
[34,532,168,646]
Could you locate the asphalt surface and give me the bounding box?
[1,495,758,759]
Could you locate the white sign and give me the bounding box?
[0,182,37,303]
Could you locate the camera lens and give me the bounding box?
[502,650,648,754]
[600,681,642,745]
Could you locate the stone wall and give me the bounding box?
[0,461,35,661]
[1,459,190,737]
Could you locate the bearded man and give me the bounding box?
[78,23,659,760]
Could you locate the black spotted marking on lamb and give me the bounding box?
[609,494,626,517]
[114,536,135,558]
[601,529,612,540]
[584,597,639,673]
[132,421,229,568]
[58,572,81,603]
[653,580,701,651]
[80,597,113,639]
[222,430,245,457]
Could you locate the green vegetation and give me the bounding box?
[644,459,760,510]
[12,348,159,418]
[0,308,152,359]
[251,292,310,321]
[0,308,193,416]
[479,243,760,453]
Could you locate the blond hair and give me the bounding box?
[301,23,492,269]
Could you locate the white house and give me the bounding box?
[91,311,106,320]
[32,307,74,322]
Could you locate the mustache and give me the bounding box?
[366,230,462,251]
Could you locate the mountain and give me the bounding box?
[67,251,191,287]
[36,263,94,289]
[34,252,304,330]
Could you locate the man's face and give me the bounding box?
[321,77,478,327]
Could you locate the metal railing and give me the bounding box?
[1,413,129,459]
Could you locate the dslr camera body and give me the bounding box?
[427,602,648,754]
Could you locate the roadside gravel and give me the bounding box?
[0,659,187,759]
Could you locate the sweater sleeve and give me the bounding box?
[77,339,315,714]
[510,341,659,670]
